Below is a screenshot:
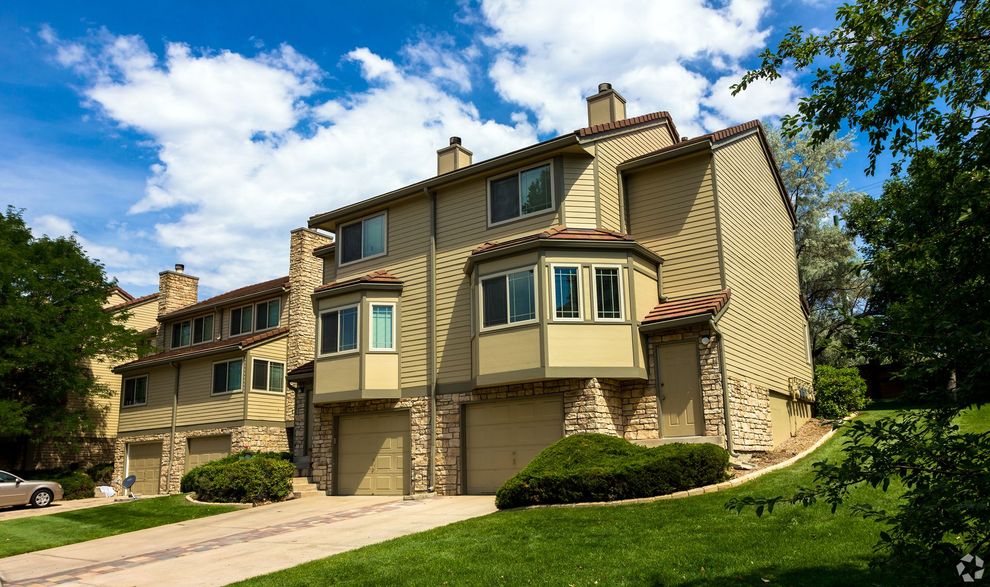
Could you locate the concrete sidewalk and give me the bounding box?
[0,495,496,586]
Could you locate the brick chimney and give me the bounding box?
[586,82,627,127]
[156,264,199,349]
[437,136,473,175]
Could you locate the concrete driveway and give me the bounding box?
[0,495,496,586]
[0,497,118,522]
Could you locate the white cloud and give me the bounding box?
[30,213,149,271]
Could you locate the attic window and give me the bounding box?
[488,163,553,225]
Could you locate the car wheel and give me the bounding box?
[31,489,54,508]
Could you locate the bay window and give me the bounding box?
[370,303,395,351]
[593,266,623,320]
[481,268,536,328]
[320,305,359,355]
[552,265,582,320]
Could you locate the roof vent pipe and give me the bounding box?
[174,263,185,273]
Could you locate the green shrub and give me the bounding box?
[54,470,96,500]
[814,365,868,419]
[180,451,294,504]
[86,463,113,484]
[495,434,730,509]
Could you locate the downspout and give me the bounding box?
[709,319,735,455]
[166,361,180,492]
[426,188,438,493]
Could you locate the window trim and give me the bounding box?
[251,358,285,393]
[230,305,253,336]
[211,358,244,396]
[338,211,388,268]
[486,160,556,228]
[122,375,148,408]
[170,319,191,349]
[192,314,214,345]
[591,264,625,322]
[479,265,539,332]
[550,263,584,322]
[254,297,282,333]
[368,302,397,352]
[318,303,361,357]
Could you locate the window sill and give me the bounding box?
[338,250,387,269]
[479,319,539,335]
[210,390,243,397]
[486,206,556,230]
[121,403,147,409]
[317,349,361,359]
[250,389,285,395]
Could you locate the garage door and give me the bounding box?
[465,395,563,494]
[186,435,231,473]
[338,411,409,495]
[126,442,162,495]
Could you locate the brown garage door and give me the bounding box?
[186,435,231,473]
[338,411,409,495]
[126,442,162,495]
[465,395,563,494]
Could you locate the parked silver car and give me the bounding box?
[0,469,64,508]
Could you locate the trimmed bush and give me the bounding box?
[180,451,294,504]
[495,434,730,509]
[814,365,867,419]
[86,463,114,485]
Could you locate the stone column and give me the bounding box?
[155,264,199,350]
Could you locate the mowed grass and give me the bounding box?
[0,494,237,558]
[236,403,989,587]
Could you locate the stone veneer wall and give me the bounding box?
[727,378,773,452]
[112,424,288,494]
[29,437,114,470]
[310,397,430,494]
[155,269,199,350]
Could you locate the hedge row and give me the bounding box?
[495,434,730,509]
[12,463,113,500]
[180,451,294,504]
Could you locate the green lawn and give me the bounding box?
[236,403,988,587]
[0,494,237,558]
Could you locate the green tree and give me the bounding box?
[0,207,142,465]
[726,0,990,579]
[763,124,871,365]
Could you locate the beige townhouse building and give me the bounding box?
[288,83,815,497]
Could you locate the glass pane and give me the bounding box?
[213,363,227,393]
[230,309,242,335]
[490,175,519,223]
[227,360,242,392]
[363,214,385,257]
[269,363,284,392]
[340,222,363,263]
[124,379,135,405]
[320,311,338,354]
[595,268,621,319]
[482,276,507,327]
[171,323,182,347]
[252,359,267,390]
[203,315,213,341]
[268,299,280,328]
[339,307,358,351]
[508,270,535,322]
[180,322,191,346]
[554,267,580,319]
[241,306,253,333]
[520,165,552,214]
[371,304,394,350]
[135,378,147,404]
[256,302,268,330]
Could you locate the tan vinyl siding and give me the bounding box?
[626,152,722,299]
[175,352,246,426]
[713,134,813,391]
[118,365,174,433]
[246,337,288,421]
[594,124,676,232]
[562,154,597,228]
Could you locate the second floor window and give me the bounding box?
[193,315,213,344]
[320,306,358,355]
[482,268,535,328]
[489,163,552,225]
[230,305,252,336]
[370,303,395,351]
[123,375,148,407]
[552,266,581,320]
[252,359,285,392]
[212,359,243,394]
[340,212,386,264]
[255,299,281,331]
[594,267,623,320]
[171,321,191,348]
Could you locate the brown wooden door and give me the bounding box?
[659,342,705,437]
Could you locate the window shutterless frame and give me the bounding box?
[549,263,583,322]
[337,211,388,268]
[318,304,361,357]
[591,264,625,322]
[211,359,243,395]
[170,320,191,349]
[254,298,282,332]
[478,265,538,332]
[486,160,556,228]
[251,359,285,393]
[230,305,253,336]
[121,375,148,408]
[368,302,397,352]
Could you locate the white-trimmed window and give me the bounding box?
[319,305,359,355]
[252,359,285,392]
[122,375,148,407]
[339,212,386,265]
[230,305,253,336]
[255,298,281,331]
[488,162,553,225]
[592,266,624,321]
[170,320,191,348]
[212,359,243,394]
[369,303,396,351]
[193,315,214,344]
[551,265,582,320]
[481,268,536,329]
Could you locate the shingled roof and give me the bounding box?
[472,226,637,255]
[114,326,289,372]
[313,270,403,294]
[576,111,679,140]
[287,360,314,380]
[642,289,731,327]
[160,276,289,321]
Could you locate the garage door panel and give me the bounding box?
[465,395,563,494]
[338,411,409,496]
[186,435,231,473]
[127,442,162,496]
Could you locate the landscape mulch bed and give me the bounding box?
[740,418,835,474]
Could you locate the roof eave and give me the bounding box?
[113,330,289,373]
[465,238,663,273]
[312,281,403,300]
[617,138,712,173]
[159,285,289,322]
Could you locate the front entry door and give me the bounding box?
[658,341,705,437]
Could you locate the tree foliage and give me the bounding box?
[764,124,871,365]
[0,208,142,453]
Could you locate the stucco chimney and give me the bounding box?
[437,136,473,175]
[586,82,627,127]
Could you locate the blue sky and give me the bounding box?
[1,0,886,297]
